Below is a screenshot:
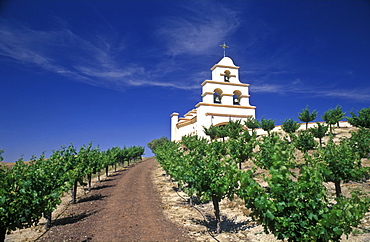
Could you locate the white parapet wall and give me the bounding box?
[255,121,353,136]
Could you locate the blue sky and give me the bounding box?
[0,0,369,162]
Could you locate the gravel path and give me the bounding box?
[39,158,190,241]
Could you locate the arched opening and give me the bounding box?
[233,90,242,105]
[224,70,231,82]
[214,122,229,127]
[214,88,223,104]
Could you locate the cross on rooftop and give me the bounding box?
[220,42,229,57]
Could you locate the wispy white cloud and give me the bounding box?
[126,79,198,90]
[250,77,370,103]
[0,3,244,92]
[0,19,195,91]
[0,7,368,103]
[251,83,286,93]
[74,65,142,79]
[156,2,241,56]
[317,88,370,103]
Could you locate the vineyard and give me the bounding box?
[0,144,144,242]
[1,106,370,242]
[154,107,370,242]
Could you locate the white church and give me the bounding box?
[171,48,256,141]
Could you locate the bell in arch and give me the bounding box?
[233,93,240,105]
[214,95,221,103]
[233,98,240,105]
[224,70,231,82]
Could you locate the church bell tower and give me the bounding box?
[171,44,256,141]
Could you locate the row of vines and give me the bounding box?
[0,143,144,242]
[154,107,370,242]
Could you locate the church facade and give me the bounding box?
[170,55,256,141]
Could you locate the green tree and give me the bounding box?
[294,130,318,154]
[203,125,218,140]
[147,137,169,153]
[0,142,145,241]
[157,135,240,233]
[244,117,260,133]
[73,144,97,203]
[0,160,54,241]
[203,125,228,142]
[347,107,370,128]
[298,105,318,130]
[100,150,110,178]
[50,145,80,204]
[228,128,257,169]
[238,139,370,242]
[322,106,344,133]
[183,138,239,233]
[133,146,145,161]
[84,145,101,190]
[281,118,301,142]
[224,119,243,139]
[261,118,275,136]
[320,137,369,197]
[282,118,301,134]
[254,134,295,170]
[205,120,244,140]
[155,140,183,179]
[29,153,69,228]
[117,146,129,167]
[349,127,370,158]
[58,144,92,204]
[126,145,145,165]
[205,120,257,170]
[322,110,337,134]
[216,125,228,142]
[179,135,209,201]
[309,122,328,147]
[332,105,345,128]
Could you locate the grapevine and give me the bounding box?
[154,105,370,241]
[0,144,144,242]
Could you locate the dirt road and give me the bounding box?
[38,158,190,241]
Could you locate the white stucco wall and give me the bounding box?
[201,81,251,106]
